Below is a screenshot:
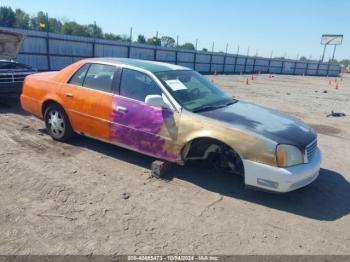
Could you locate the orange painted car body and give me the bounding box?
[21,60,113,141]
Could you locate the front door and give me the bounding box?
[111,68,180,161]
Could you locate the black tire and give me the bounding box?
[44,104,73,142]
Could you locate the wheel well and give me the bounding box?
[182,137,244,175]
[42,100,62,116]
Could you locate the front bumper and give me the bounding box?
[243,148,321,192]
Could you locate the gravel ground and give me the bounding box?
[0,73,349,255]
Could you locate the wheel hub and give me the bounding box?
[48,110,65,137]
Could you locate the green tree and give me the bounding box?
[62,21,89,36]
[180,42,195,50]
[104,33,123,41]
[48,18,62,33]
[14,9,30,29]
[120,34,130,42]
[137,34,146,44]
[202,48,208,52]
[61,21,76,35]
[29,11,48,30]
[160,36,175,47]
[0,6,16,27]
[87,23,103,38]
[29,16,38,30]
[147,36,161,46]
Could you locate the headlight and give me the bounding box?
[276,144,304,167]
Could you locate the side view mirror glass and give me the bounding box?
[145,94,169,109]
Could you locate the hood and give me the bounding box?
[0,30,25,60]
[199,101,316,149]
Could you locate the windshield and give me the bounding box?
[155,70,235,112]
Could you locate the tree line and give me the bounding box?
[0,6,197,50]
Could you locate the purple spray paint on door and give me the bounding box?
[111,97,178,160]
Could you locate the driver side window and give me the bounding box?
[120,68,162,102]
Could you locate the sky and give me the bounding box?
[2,0,349,60]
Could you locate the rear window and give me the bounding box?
[83,64,118,93]
[68,64,90,86]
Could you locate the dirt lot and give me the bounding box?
[0,74,349,255]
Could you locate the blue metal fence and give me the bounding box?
[1,27,341,76]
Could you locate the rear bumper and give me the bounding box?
[243,148,321,192]
[0,82,22,94]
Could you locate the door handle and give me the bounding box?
[65,93,74,98]
[116,106,128,113]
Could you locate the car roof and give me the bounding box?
[83,58,191,73]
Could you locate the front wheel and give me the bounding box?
[44,104,73,141]
[208,147,244,176]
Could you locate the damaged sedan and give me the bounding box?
[20,58,321,192]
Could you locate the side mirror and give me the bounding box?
[145,95,169,108]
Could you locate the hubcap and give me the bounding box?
[47,110,65,138]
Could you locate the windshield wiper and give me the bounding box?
[192,105,222,113]
[192,99,237,113]
[225,99,237,106]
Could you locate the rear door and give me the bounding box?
[111,68,180,161]
[61,63,120,141]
